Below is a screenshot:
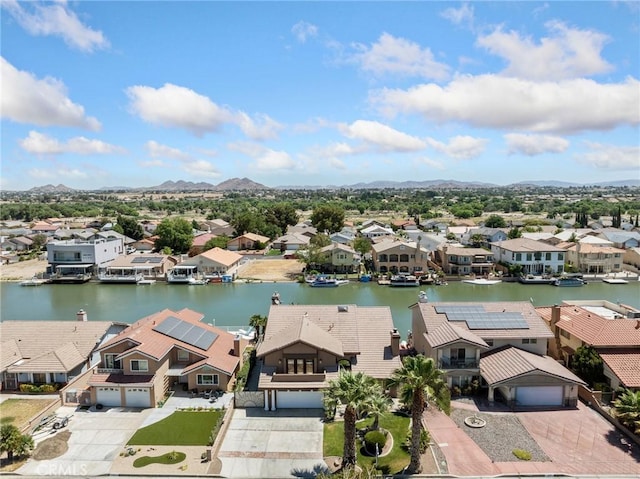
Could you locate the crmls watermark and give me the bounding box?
[35,463,88,476]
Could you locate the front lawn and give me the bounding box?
[127,411,223,446]
[324,412,410,475]
[0,399,55,429]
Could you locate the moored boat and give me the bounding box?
[553,277,586,287]
[308,275,349,287]
[462,278,502,285]
[518,275,555,285]
[20,276,47,286]
[389,274,420,287]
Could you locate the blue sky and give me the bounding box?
[1,1,639,190]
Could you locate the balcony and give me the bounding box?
[272,372,326,382]
[439,358,479,370]
[96,368,123,374]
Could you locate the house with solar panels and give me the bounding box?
[410,299,585,408]
[88,308,246,408]
[98,253,177,283]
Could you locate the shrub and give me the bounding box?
[405,428,430,453]
[512,449,532,461]
[364,430,386,453]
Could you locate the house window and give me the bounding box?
[515,253,521,261]
[560,329,571,339]
[545,253,551,260]
[104,353,122,369]
[33,373,47,384]
[399,254,409,262]
[177,350,189,362]
[558,253,564,261]
[526,253,532,261]
[379,254,388,262]
[389,254,398,262]
[197,374,219,385]
[534,253,542,261]
[130,359,148,372]
[522,338,538,344]
[286,358,314,374]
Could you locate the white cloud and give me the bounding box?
[340,120,427,152]
[28,166,88,180]
[426,135,488,160]
[440,3,474,28]
[575,142,640,170]
[351,33,450,81]
[234,112,283,141]
[416,157,446,170]
[126,83,232,136]
[477,21,613,80]
[19,131,124,155]
[505,133,569,156]
[1,57,101,130]
[328,158,347,170]
[255,149,295,170]
[291,21,318,43]
[372,75,639,134]
[181,159,221,178]
[145,140,190,160]
[2,0,109,52]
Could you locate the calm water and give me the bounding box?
[2,280,639,340]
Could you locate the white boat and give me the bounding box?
[462,278,502,285]
[308,275,349,287]
[389,274,420,287]
[553,277,585,287]
[188,277,209,285]
[602,278,629,284]
[20,276,47,286]
[137,279,156,285]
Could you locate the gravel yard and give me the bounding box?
[449,408,549,463]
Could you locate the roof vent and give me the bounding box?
[338,305,349,312]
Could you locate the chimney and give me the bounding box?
[233,335,241,357]
[390,329,401,356]
[76,309,88,322]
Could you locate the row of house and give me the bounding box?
[3,297,638,410]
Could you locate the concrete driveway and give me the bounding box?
[18,405,151,477]
[217,408,328,478]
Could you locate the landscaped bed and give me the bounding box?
[323,412,411,475]
[133,450,186,468]
[127,411,223,446]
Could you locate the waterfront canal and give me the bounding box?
[2,280,638,340]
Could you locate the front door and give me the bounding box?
[4,373,17,390]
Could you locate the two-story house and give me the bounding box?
[537,300,640,392]
[256,304,403,410]
[410,300,584,408]
[561,243,625,274]
[46,236,124,282]
[316,243,360,274]
[371,239,431,275]
[490,238,565,275]
[437,245,495,276]
[89,308,245,408]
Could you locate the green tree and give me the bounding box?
[352,236,371,258]
[324,370,380,469]
[204,235,230,251]
[571,345,604,386]
[0,424,34,463]
[116,215,144,240]
[31,233,48,251]
[507,227,522,239]
[265,203,299,233]
[249,314,267,338]
[310,233,332,248]
[484,214,506,228]
[613,389,640,434]
[469,233,485,247]
[389,355,448,474]
[310,204,345,234]
[362,389,392,431]
[154,217,193,254]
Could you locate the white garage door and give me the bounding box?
[516,386,563,406]
[96,387,122,407]
[277,391,324,409]
[125,388,151,408]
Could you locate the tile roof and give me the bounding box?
[88,373,154,386]
[480,346,585,386]
[1,321,115,373]
[257,304,402,380]
[441,246,493,256]
[537,305,640,347]
[193,247,243,267]
[425,322,489,349]
[98,308,240,376]
[490,237,564,252]
[414,301,554,340]
[597,349,640,388]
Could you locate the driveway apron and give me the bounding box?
[218,408,327,478]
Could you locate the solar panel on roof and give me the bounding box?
[435,304,528,330]
[153,316,217,350]
[131,257,149,263]
[148,257,163,263]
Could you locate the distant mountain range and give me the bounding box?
[21,178,640,193]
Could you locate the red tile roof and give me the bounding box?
[597,349,640,388]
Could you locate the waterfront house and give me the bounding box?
[560,242,625,274]
[623,246,640,270]
[100,253,176,281]
[89,308,245,408]
[1,312,123,391]
[227,232,270,251]
[537,300,640,392]
[315,243,360,274]
[437,245,495,276]
[179,247,243,278]
[371,238,431,275]
[46,236,124,281]
[410,300,584,407]
[490,238,565,275]
[256,304,403,410]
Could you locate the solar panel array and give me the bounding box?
[435,305,529,330]
[153,316,218,350]
[131,256,164,264]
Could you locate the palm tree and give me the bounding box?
[389,355,448,474]
[613,389,640,433]
[325,370,379,469]
[249,314,267,339]
[362,388,392,431]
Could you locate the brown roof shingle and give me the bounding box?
[598,349,640,388]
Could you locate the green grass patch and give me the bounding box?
[133,451,186,468]
[127,411,223,446]
[512,449,532,461]
[323,412,410,475]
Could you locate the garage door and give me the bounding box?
[125,388,151,408]
[516,386,563,406]
[277,391,324,409]
[96,387,122,407]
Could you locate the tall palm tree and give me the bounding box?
[249,314,267,339]
[389,355,448,474]
[613,389,640,433]
[325,370,379,469]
